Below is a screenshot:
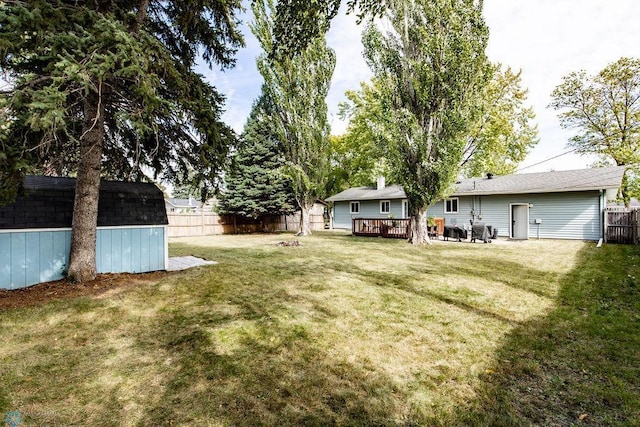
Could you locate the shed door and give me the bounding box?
[511,204,529,239]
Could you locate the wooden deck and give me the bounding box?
[352,218,411,239]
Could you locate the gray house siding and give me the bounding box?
[427,198,474,227]
[332,199,406,229]
[427,191,603,240]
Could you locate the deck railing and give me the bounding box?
[352,218,411,239]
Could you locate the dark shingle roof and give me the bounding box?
[325,184,406,202]
[324,167,625,202]
[0,176,168,229]
[452,166,625,196]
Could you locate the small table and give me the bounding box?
[443,225,467,241]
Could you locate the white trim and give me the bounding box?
[444,197,459,214]
[0,224,167,234]
[164,225,169,270]
[600,189,606,241]
[402,199,408,218]
[509,203,529,239]
[98,224,165,230]
[380,200,391,214]
[0,227,72,234]
[350,201,360,214]
[454,186,620,197]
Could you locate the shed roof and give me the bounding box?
[0,176,168,230]
[452,166,625,196]
[325,184,406,202]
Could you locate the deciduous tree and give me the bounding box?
[269,0,388,57]
[0,1,243,281]
[550,57,640,205]
[333,65,537,192]
[251,0,336,236]
[461,64,538,177]
[362,0,491,244]
[329,81,391,193]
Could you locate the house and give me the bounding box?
[0,176,169,290]
[326,166,626,241]
[326,177,408,226]
[165,196,209,213]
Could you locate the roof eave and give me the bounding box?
[453,186,619,197]
[327,195,406,202]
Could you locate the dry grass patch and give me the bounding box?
[1,232,638,425]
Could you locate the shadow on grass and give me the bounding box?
[135,244,568,426]
[451,244,640,426]
[138,310,402,426]
[65,238,634,425]
[346,266,522,326]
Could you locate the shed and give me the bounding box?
[327,167,625,241]
[0,176,169,290]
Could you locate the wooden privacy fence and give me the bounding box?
[167,211,325,238]
[605,208,640,244]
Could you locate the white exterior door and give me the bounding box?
[511,204,529,239]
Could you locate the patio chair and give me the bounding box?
[470,222,491,243]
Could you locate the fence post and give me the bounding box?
[604,208,609,243]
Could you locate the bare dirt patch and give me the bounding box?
[0,271,171,310]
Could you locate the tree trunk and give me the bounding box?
[67,89,105,282]
[619,168,630,208]
[297,202,313,236]
[409,206,431,245]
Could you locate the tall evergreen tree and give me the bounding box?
[218,93,297,227]
[0,1,243,281]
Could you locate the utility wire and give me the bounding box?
[516,148,579,172]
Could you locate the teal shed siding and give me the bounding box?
[427,191,603,240]
[0,226,167,290]
[0,229,71,290]
[332,199,406,229]
[95,226,166,274]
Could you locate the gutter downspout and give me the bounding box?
[601,189,607,243]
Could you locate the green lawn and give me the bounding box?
[1,232,639,426]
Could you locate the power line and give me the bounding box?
[516,148,579,172]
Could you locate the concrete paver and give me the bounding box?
[168,256,217,271]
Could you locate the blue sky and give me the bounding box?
[203,0,640,173]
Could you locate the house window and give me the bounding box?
[350,201,360,214]
[380,200,390,214]
[445,198,459,214]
